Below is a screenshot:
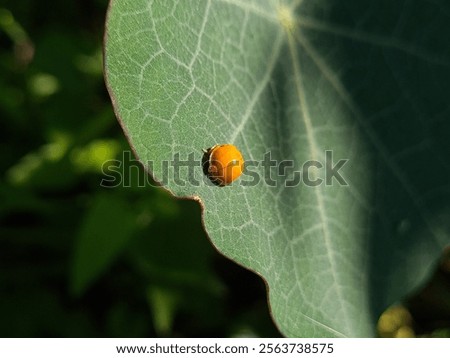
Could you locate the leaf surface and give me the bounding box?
[105,0,450,336]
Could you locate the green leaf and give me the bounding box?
[71,193,136,296]
[146,286,179,337]
[104,0,450,337]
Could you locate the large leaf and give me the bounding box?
[104,0,450,337]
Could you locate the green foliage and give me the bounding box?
[104,0,450,337]
[1,0,449,338]
[71,193,137,296]
[0,0,279,337]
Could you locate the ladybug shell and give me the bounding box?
[206,144,244,186]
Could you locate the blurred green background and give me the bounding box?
[0,0,449,338]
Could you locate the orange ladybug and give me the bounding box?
[204,144,244,186]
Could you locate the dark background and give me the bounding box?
[0,0,448,337]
